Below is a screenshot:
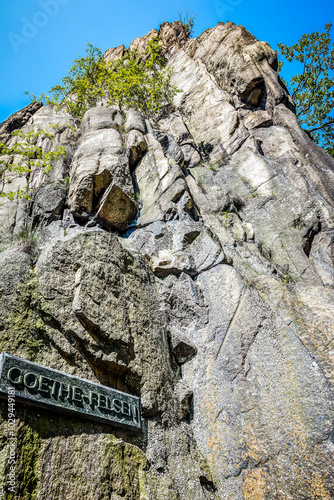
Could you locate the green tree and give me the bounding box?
[27,38,180,122]
[278,23,334,156]
[0,128,66,200]
[104,37,180,119]
[26,43,104,120]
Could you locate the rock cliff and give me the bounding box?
[0,21,333,499]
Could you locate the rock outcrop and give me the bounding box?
[68,107,138,230]
[0,20,333,500]
[0,101,43,143]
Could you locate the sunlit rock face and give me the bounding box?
[0,20,334,500]
[68,106,138,230]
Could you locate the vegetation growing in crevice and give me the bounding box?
[178,9,196,38]
[282,268,297,284]
[11,226,40,261]
[221,211,233,228]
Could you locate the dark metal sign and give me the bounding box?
[0,353,141,430]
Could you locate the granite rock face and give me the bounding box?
[0,21,334,500]
[0,101,43,144]
[68,107,137,230]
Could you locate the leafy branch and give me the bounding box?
[26,38,181,121]
[278,23,334,156]
[0,128,66,200]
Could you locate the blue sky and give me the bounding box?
[0,0,333,122]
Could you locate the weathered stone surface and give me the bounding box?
[21,104,76,137]
[103,44,125,62]
[160,272,207,367]
[272,103,334,205]
[0,101,43,143]
[0,249,32,326]
[153,130,185,166]
[0,20,334,500]
[177,265,334,499]
[18,105,79,190]
[126,113,148,171]
[157,113,201,167]
[187,144,333,287]
[81,106,124,134]
[0,105,76,244]
[129,29,159,55]
[158,112,192,145]
[125,220,224,277]
[0,229,218,499]
[133,132,191,225]
[31,181,67,226]
[185,22,287,112]
[170,49,249,157]
[159,21,189,56]
[310,231,334,287]
[0,176,29,248]
[180,144,200,167]
[68,107,136,229]
[241,109,273,130]
[125,108,146,134]
[173,340,197,364]
[126,129,147,170]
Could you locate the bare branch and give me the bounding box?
[308,119,334,133]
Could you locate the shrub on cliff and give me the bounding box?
[27,38,180,121]
[104,37,180,119]
[26,43,105,120]
[178,9,195,37]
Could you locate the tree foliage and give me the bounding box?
[27,38,180,121]
[0,128,66,200]
[104,37,180,118]
[278,23,334,156]
[25,44,105,120]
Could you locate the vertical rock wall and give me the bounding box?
[0,20,333,499]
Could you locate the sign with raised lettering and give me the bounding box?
[0,353,141,430]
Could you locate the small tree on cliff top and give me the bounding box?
[104,37,180,118]
[278,23,334,156]
[27,38,180,121]
[26,43,105,120]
